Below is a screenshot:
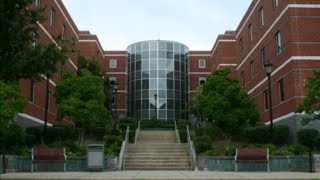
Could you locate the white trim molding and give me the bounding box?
[237,4,320,71]
[40,74,56,87]
[17,113,53,126]
[107,72,127,75]
[54,0,79,39]
[78,39,104,56]
[210,40,237,57]
[217,64,238,69]
[264,112,296,125]
[189,54,211,57]
[188,72,211,75]
[248,56,320,94]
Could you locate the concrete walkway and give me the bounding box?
[1,171,320,180]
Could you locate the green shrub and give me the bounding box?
[297,128,319,150]
[93,127,106,140]
[272,125,289,145]
[204,150,221,156]
[245,125,289,145]
[272,148,295,156]
[104,135,123,156]
[194,136,211,153]
[195,127,206,137]
[225,144,237,156]
[179,129,187,143]
[206,125,222,141]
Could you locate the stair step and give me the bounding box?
[125,159,189,163]
[124,163,190,168]
[124,166,191,170]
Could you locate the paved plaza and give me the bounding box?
[1,171,320,180]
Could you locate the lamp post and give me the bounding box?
[264,63,273,140]
[113,82,118,122]
[154,94,157,119]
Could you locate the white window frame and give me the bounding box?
[250,60,254,78]
[276,31,282,54]
[261,48,266,66]
[35,0,41,8]
[199,77,206,85]
[248,24,253,42]
[32,32,38,49]
[62,24,67,40]
[199,59,206,68]
[50,8,56,28]
[259,7,264,27]
[274,0,279,9]
[110,59,117,68]
[278,78,285,102]
[109,77,117,86]
[239,38,243,54]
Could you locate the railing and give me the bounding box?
[187,125,198,171]
[118,126,129,170]
[134,121,140,144]
[174,120,180,143]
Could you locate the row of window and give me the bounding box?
[127,42,188,54]
[240,30,281,86]
[239,0,282,56]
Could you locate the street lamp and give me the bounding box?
[154,94,157,119]
[264,63,273,139]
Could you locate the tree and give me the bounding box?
[54,70,112,145]
[191,68,259,149]
[296,70,320,122]
[0,81,27,173]
[77,56,104,77]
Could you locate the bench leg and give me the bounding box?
[235,163,237,172]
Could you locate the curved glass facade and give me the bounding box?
[127,40,189,120]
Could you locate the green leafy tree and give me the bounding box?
[191,68,259,149]
[296,70,320,123]
[78,56,104,77]
[54,70,112,145]
[0,81,27,160]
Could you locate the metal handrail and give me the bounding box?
[118,126,129,170]
[174,120,181,143]
[187,125,197,171]
[134,121,140,144]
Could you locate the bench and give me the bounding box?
[31,147,66,172]
[235,148,269,172]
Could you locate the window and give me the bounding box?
[110,59,117,68]
[274,0,279,9]
[35,0,40,8]
[279,78,285,102]
[32,32,38,49]
[259,7,264,27]
[248,24,253,42]
[111,95,115,104]
[199,77,206,85]
[250,60,254,78]
[240,71,244,86]
[29,80,35,102]
[261,48,266,66]
[48,91,51,111]
[275,31,282,54]
[239,38,243,54]
[62,24,67,39]
[264,90,269,110]
[50,8,56,28]
[109,77,117,86]
[199,59,206,68]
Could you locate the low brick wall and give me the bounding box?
[198,155,312,172]
[5,155,118,172]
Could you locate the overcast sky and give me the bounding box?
[61,0,252,51]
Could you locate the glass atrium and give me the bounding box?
[127,40,189,120]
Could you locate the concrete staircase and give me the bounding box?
[124,130,191,170]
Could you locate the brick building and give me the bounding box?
[17,0,320,136]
